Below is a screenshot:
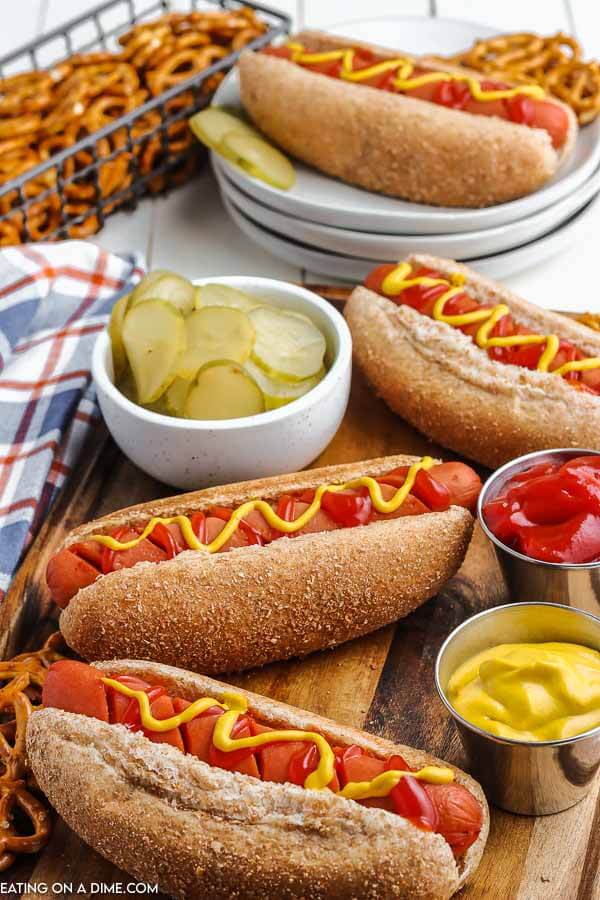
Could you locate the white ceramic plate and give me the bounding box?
[221,192,600,290]
[215,162,600,261]
[211,15,600,236]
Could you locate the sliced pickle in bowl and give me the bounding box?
[184,361,264,420]
[129,270,195,317]
[116,369,138,404]
[244,359,324,410]
[165,376,192,417]
[250,306,326,382]
[178,306,255,379]
[109,294,130,382]
[221,131,295,190]
[121,300,185,404]
[195,283,261,312]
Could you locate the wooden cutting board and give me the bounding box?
[1,313,599,899]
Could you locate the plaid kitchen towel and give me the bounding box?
[0,241,145,600]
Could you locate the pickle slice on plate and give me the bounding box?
[244,359,325,410]
[221,132,295,190]
[121,300,185,404]
[165,376,192,416]
[178,306,255,379]
[129,270,195,317]
[184,361,264,420]
[195,283,260,312]
[109,294,130,382]
[189,108,259,155]
[250,307,326,382]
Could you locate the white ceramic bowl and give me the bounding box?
[92,276,352,490]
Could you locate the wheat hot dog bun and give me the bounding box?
[237,30,577,208]
[27,659,489,899]
[58,454,473,673]
[345,256,600,468]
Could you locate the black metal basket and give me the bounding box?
[0,0,289,243]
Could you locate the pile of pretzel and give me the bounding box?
[0,632,65,871]
[0,7,266,246]
[578,312,600,331]
[443,31,600,126]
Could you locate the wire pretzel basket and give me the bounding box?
[0,0,290,244]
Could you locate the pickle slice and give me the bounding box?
[116,369,137,404]
[178,306,255,379]
[189,108,259,156]
[129,270,195,317]
[221,131,295,190]
[184,361,264,420]
[250,307,326,382]
[165,376,192,416]
[244,359,325,410]
[109,294,130,382]
[196,283,261,312]
[121,300,185,404]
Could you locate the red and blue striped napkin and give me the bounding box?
[0,241,144,600]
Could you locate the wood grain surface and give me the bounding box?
[2,367,599,899]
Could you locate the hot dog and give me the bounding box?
[48,454,481,673]
[237,30,577,208]
[345,257,600,469]
[27,659,489,898]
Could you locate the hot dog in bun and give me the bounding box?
[28,658,489,898]
[238,30,577,207]
[48,454,480,673]
[345,257,600,468]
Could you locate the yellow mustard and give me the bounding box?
[447,642,600,741]
[286,43,545,102]
[381,262,600,378]
[88,456,434,555]
[103,679,454,795]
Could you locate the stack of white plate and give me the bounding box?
[211,16,600,282]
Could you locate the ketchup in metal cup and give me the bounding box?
[482,456,600,564]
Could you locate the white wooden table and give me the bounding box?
[2,0,600,311]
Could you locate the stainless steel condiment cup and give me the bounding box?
[477,448,600,614]
[435,602,600,815]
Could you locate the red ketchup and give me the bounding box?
[483,456,600,564]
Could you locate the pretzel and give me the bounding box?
[0,113,41,140]
[63,201,100,238]
[142,32,212,73]
[0,71,56,117]
[26,194,62,241]
[231,27,264,52]
[120,26,174,70]
[85,90,148,133]
[0,7,268,245]
[69,52,125,67]
[545,60,600,124]
[0,632,65,871]
[0,782,52,871]
[578,312,600,332]
[443,31,600,124]
[0,135,34,156]
[146,45,229,95]
[0,214,23,245]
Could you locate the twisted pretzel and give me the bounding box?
[147,45,228,95]
[0,7,267,244]
[578,313,600,332]
[545,60,600,124]
[0,214,23,245]
[0,632,65,871]
[443,30,599,124]
[0,71,56,117]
